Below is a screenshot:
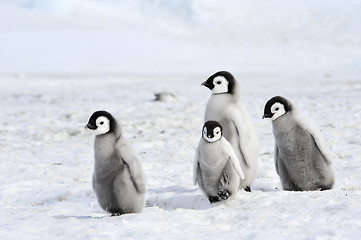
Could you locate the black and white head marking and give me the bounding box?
[86,110,117,136]
[263,96,292,120]
[201,71,236,95]
[202,121,223,143]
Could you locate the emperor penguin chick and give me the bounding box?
[202,71,259,192]
[194,121,245,203]
[86,111,146,215]
[263,96,335,191]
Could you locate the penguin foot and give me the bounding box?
[320,184,333,191]
[208,196,221,204]
[110,212,122,217]
[208,190,231,203]
[244,186,251,192]
[218,190,230,200]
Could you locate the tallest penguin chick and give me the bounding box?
[263,96,335,191]
[202,71,259,192]
[86,111,146,215]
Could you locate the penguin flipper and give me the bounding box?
[293,110,333,165]
[193,147,200,185]
[222,138,245,180]
[227,106,258,167]
[116,138,146,194]
[274,143,280,175]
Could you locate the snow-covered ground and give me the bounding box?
[0,1,361,239]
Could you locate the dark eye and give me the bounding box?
[275,108,279,111]
[100,121,104,125]
[216,81,222,85]
[216,131,219,134]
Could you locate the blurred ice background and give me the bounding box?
[1,0,360,76]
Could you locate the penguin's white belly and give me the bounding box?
[198,145,228,196]
[205,97,239,150]
[205,96,229,121]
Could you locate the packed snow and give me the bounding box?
[0,1,361,239]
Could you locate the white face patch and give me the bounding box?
[211,76,229,94]
[271,102,286,120]
[203,126,222,143]
[92,116,110,136]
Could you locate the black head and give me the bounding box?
[262,96,292,120]
[86,110,117,135]
[202,120,223,142]
[201,71,236,94]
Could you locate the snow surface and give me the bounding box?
[0,1,361,239]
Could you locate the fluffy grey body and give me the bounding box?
[263,96,335,191]
[195,138,243,202]
[272,112,335,191]
[194,121,244,203]
[87,111,145,215]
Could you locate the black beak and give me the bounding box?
[85,123,97,130]
[201,80,212,89]
[262,113,273,119]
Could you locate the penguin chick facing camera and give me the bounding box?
[193,121,245,203]
[202,71,259,192]
[85,111,146,215]
[263,96,335,191]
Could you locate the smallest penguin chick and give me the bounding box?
[85,110,146,215]
[193,121,245,203]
